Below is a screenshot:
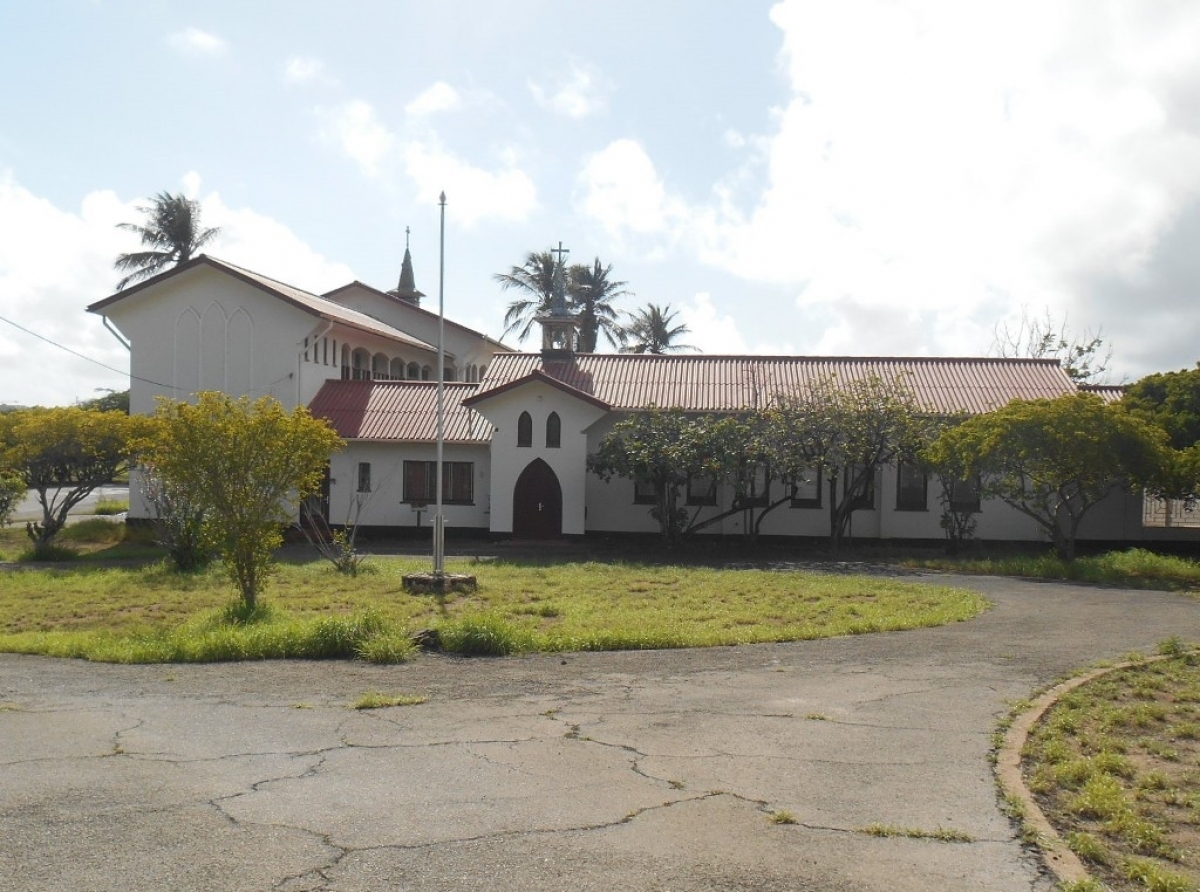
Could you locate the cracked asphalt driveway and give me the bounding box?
[3,571,1200,892]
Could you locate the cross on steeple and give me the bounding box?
[550,241,569,267]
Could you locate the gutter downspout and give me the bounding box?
[102,316,131,352]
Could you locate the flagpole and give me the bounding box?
[434,191,446,577]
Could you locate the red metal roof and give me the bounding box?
[476,354,1078,415]
[1078,384,1126,404]
[309,380,493,442]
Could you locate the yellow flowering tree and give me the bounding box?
[143,393,342,609]
[0,406,147,549]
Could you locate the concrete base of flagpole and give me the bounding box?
[401,572,477,595]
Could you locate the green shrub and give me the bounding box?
[20,542,78,562]
[93,499,129,516]
[439,614,533,656]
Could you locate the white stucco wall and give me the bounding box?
[328,443,490,532]
[469,380,607,535]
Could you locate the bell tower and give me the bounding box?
[537,241,579,360]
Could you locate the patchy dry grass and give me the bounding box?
[1023,648,1200,892]
[0,552,986,663]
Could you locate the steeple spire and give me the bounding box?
[389,226,425,306]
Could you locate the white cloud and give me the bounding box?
[197,192,354,294]
[529,60,611,119]
[406,81,461,117]
[0,171,353,407]
[322,100,395,177]
[577,139,685,239]
[167,27,228,57]
[284,56,329,86]
[403,141,538,227]
[579,0,1200,374]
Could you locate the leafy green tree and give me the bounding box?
[142,393,342,608]
[926,393,1168,560]
[621,303,695,354]
[114,191,220,290]
[0,473,25,529]
[140,469,213,572]
[588,408,725,544]
[495,250,560,343]
[497,251,632,350]
[764,374,928,552]
[918,416,979,553]
[569,258,631,352]
[78,389,130,414]
[1121,365,1200,450]
[0,407,147,549]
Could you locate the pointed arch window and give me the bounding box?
[517,411,533,448]
[545,412,561,448]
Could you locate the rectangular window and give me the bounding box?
[844,464,875,511]
[357,462,371,493]
[633,478,658,505]
[303,336,309,363]
[403,461,474,504]
[322,338,328,365]
[790,468,822,509]
[948,476,981,513]
[686,475,717,506]
[895,462,928,511]
[734,464,770,508]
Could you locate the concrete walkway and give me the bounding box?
[2,572,1199,891]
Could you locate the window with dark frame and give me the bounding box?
[948,476,981,513]
[402,461,474,504]
[895,462,928,511]
[844,464,876,510]
[357,462,371,493]
[546,412,561,448]
[734,464,770,508]
[790,468,823,508]
[633,478,658,505]
[686,474,717,506]
[517,411,533,447]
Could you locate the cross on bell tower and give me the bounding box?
[537,240,580,359]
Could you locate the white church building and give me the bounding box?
[87,250,1192,548]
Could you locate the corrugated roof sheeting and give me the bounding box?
[198,258,439,352]
[309,380,493,442]
[479,354,1077,415]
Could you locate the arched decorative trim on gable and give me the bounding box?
[174,307,201,396]
[517,410,533,447]
[545,411,561,448]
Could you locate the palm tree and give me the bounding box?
[621,303,696,354]
[569,258,631,352]
[494,251,560,343]
[114,191,220,290]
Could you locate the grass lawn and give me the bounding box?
[0,523,987,663]
[1023,647,1200,892]
[907,547,1200,592]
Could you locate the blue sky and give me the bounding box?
[2,0,1199,406]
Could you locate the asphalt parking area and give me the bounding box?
[3,571,1199,891]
